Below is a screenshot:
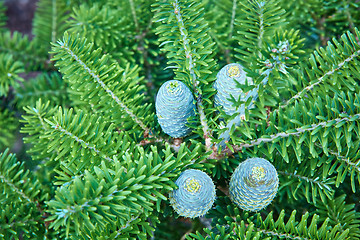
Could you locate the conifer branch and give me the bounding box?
[343,1,359,44]
[315,142,360,174]
[0,45,46,64]
[33,108,50,132]
[59,43,151,133]
[234,0,286,62]
[51,0,58,44]
[279,171,332,191]
[172,0,211,146]
[114,214,141,238]
[0,150,46,225]
[48,154,180,235]
[33,0,70,59]
[229,0,237,39]
[172,0,199,90]
[257,2,265,50]
[314,142,360,192]
[0,109,18,147]
[223,113,360,155]
[4,2,360,239]
[328,148,360,173]
[209,197,346,240]
[1,218,37,229]
[258,229,306,240]
[18,89,66,98]
[50,123,114,162]
[0,173,33,203]
[129,0,140,31]
[15,73,69,108]
[280,49,360,109]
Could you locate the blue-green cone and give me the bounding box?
[155,80,195,138]
[169,169,216,218]
[229,158,278,212]
[213,63,256,117]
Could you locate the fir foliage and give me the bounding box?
[15,72,69,108]
[0,53,23,97]
[190,196,350,239]
[0,31,47,71]
[234,0,287,63]
[1,0,360,239]
[51,32,154,135]
[0,108,18,150]
[67,3,131,62]
[203,0,241,64]
[0,1,7,30]
[316,194,360,239]
[21,100,59,162]
[153,0,218,140]
[0,149,48,239]
[32,0,70,58]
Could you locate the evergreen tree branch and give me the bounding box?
[0,53,24,96]
[266,29,360,120]
[60,45,148,130]
[0,108,18,149]
[171,0,211,145]
[33,0,70,58]
[318,143,360,175]
[279,171,332,192]
[314,142,360,192]
[47,142,201,236]
[0,31,48,70]
[221,113,360,155]
[228,0,237,39]
[316,195,360,239]
[129,0,140,31]
[0,202,45,239]
[48,120,114,163]
[39,107,131,167]
[113,213,141,238]
[0,149,44,205]
[278,166,335,204]
[52,33,154,135]
[280,48,360,109]
[204,197,348,240]
[21,100,59,162]
[15,72,69,108]
[72,211,158,239]
[154,0,218,148]
[0,150,47,239]
[234,0,286,62]
[67,3,132,62]
[0,172,33,203]
[0,2,7,30]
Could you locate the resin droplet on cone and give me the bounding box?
[169,169,216,218]
[155,80,195,138]
[229,158,278,212]
[213,63,256,117]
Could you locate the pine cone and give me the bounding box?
[155,80,195,138]
[169,169,216,218]
[213,63,255,117]
[229,158,278,212]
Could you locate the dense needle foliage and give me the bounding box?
[1,0,360,239]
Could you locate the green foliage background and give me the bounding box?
[1,0,360,239]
